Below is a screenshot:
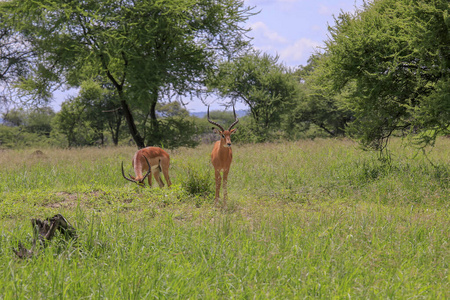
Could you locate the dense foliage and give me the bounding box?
[209,52,299,141]
[1,0,255,147]
[0,16,36,106]
[322,0,450,149]
[286,55,354,139]
[0,0,448,150]
[0,100,209,149]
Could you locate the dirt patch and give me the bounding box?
[46,191,106,208]
[47,192,79,209]
[29,150,48,159]
[46,199,78,209]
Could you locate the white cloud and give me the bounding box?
[311,24,322,32]
[279,38,321,66]
[249,21,288,44]
[318,4,333,15]
[319,1,363,17]
[248,20,322,66]
[247,0,302,4]
[246,0,303,12]
[276,0,302,4]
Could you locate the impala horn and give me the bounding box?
[207,105,225,131]
[121,156,152,184]
[207,105,239,131]
[228,105,239,131]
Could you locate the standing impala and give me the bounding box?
[122,147,172,187]
[207,105,239,206]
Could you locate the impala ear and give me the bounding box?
[230,128,237,134]
[212,128,221,135]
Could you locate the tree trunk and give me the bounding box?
[113,117,121,146]
[147,87,161,145]
[150,99,158,131]
[105,108,122,146]
[102,55,145,149]
[120,99,146,149]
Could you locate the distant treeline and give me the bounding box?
[0,0,448,151]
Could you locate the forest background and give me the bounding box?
[0,0,448,152]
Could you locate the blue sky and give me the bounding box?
[52,0,364,113]
[246,0,363,68]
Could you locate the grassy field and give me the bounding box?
[0,138,449,298]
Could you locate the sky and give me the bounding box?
[52,0,364,113]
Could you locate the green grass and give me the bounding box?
[0,138,449,298]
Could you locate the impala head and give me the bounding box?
[121,155,151,186]
[207,105,239,148]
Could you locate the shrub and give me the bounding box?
[180,163,214,200]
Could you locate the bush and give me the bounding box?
[0,125,53,148]
[146,117,200,149]
[180,163,214,200]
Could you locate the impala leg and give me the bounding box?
[147,172,153,188]
[153,169,164,188]
[214,169,222,205]
[222,170,229,206]
[162,167,172,187]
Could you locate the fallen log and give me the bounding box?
[13,214,77,259]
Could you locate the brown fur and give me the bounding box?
[211,128,236,205]
[129,147,172,187]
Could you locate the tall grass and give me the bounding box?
[0,138,449,298]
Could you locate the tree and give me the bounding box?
[2,108,25,127]
[287,55,354,138]
[52,81,126,147]
[23,107,55,136]
[148,101,199,148]
[96,84,126,146]
[2,106,54,135]
[78,80,125,146]
[52,97,90,147]
[0,14,33,103]
[203,110,239,128]
[0,106,55,148]
[209,51,299,140]
[1,4,66,109]
[3,0,255,148]
[323,0,450,150]
[157,102,189,118]
[151,117,200,149]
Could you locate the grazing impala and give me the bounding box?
[122,147,172,187]
[207,105,239,206]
